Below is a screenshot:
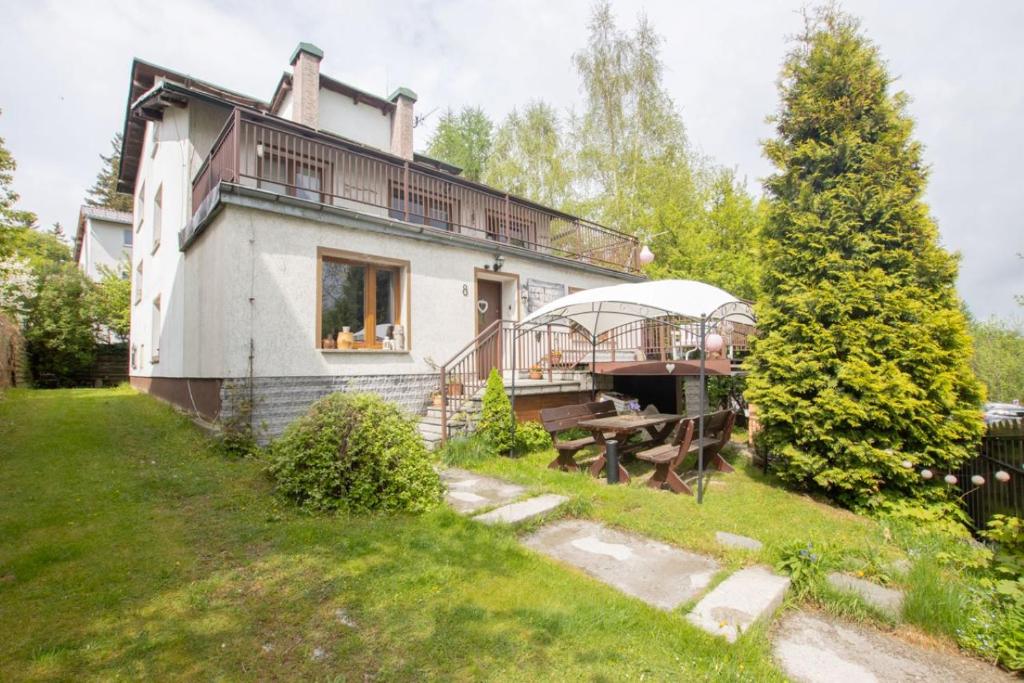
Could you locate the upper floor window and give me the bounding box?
[256,144,329,202]
[486,211,536,248]
[151,295,161,363]
[152,185,163,253]
[318,249,405,350]
[136,182,145,233]
[123,229,133,248]
[149,122,159,158]
[389,183,453,231]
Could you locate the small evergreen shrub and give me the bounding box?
[267,392,442,514]
[513,420,552,454]
[477,369,513,454]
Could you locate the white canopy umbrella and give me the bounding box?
[511,279,755,503]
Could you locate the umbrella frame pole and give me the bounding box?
[698,313,706,504]
[590,303,602,401]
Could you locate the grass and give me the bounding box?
[0,388,997,679]
[0,387,787,681]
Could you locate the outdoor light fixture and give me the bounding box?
[493,254,505,272]
[944,474,958,485]
[256,142,265,159]
[995,470,1011,483]
[705,333,724,354]
[638,244,655,266]
[901,460,914,469]
[971,474,986,486]
[920,469,933,480]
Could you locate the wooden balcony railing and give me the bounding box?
[191,109,641,273]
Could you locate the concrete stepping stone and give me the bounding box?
[474,494,568,525]
[522,519,719,610]
[686,566,790,642]
[826,572,904,618]
[773,611,1016,682]
[715,531,763,551]
[440,468,525,514]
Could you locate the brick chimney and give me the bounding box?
[388,87,417,160]
[290,42,323,128]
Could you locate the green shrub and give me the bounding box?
[477,368,513,455]
[266,392,442,514]
[513,420,552,454]
[437,434,494,467]
[775,541,827,597]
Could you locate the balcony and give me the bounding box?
[190,109,640,273]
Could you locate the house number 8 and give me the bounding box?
[462,284,469,296]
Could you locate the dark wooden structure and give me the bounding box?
[636,410,736,495]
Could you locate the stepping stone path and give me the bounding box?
[826,572,904,618]
[440,468,525,513]
[773,611,1015,682]
[687,566,790,642]
[715,530,763,551]
[522,519,719,610]
[475,494,568,525]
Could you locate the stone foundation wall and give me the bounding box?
[221,374,438,442]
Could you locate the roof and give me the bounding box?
[74,205,133,261]
[268,71,395,116]
[290,42,323,65]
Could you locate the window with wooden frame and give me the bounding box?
[388,182,455,231]
[318,251,406,350]
[257,143,331,203]
[486,210,536,248]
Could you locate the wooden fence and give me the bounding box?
[957,419,1023,530]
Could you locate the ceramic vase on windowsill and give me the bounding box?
[322,337,336,349]
[337,326,354,349]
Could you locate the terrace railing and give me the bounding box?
[191,109,640,273]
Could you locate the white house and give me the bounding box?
[117,43,644,441]
[74,206,133,281]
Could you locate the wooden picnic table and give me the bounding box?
[577,413,684,484]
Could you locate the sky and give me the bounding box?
[1,0,1021,318]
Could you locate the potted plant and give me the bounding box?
[549,348,563,364]
[447,371,464,396]
[529,363,543,380]
[322,336,336,349]
[431,390,443,408]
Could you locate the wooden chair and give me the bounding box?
[540,400,617,471]
[636,410,736,494]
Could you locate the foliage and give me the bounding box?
[746,6,984,512]
[24,264,97,385]
[90,262,131,340]
[970,316,1024,403]
[775,541,826,596]
[424,106,493,181]
[267,392,442,514]
[85,133,134,212]
[0,256,36,316]
[707,374,747,415]
[483,101,574,210]
[477,368,514,455]
[217,382,260,458]
[513,420,552,454]
[436,434,494,467]
[0,110,37,233]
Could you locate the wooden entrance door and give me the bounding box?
[476,279,502,379]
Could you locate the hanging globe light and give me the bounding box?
[995,470,1011,483]
[638,244,655,266]
[971,475,985,486]
[944,474,958,485]
[705,333,725,354]
[920,469,933,480]
[901,460,913,469]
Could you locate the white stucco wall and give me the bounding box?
[79,217,131,280]
[179,204,631,379]
[317,88,391,151]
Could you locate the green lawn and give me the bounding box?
[0,388,973,680]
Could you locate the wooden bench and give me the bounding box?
[540,400,617,472]
[636,410,736,494]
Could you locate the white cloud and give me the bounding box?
[1,0,1021,316]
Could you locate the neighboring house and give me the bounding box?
[116,42,643,441]
[74,206,133,281]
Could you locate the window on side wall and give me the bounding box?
[123,229,133,248]
[134,261,143,304]
[136,182,145,233]
[151,295,161,363]
[388,183,454,231]
[152,185,163,253]
[318,250,405,350]
[149,122,159,158]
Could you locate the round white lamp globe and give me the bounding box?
[995,470,1011,483]
[971,475,985,486]
[944,474,958,485]
[901,460,913,469]
[920,469,933,480]
[638,245,655,266]
[705,333,725,354]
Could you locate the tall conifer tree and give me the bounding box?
[747,7,983,512]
